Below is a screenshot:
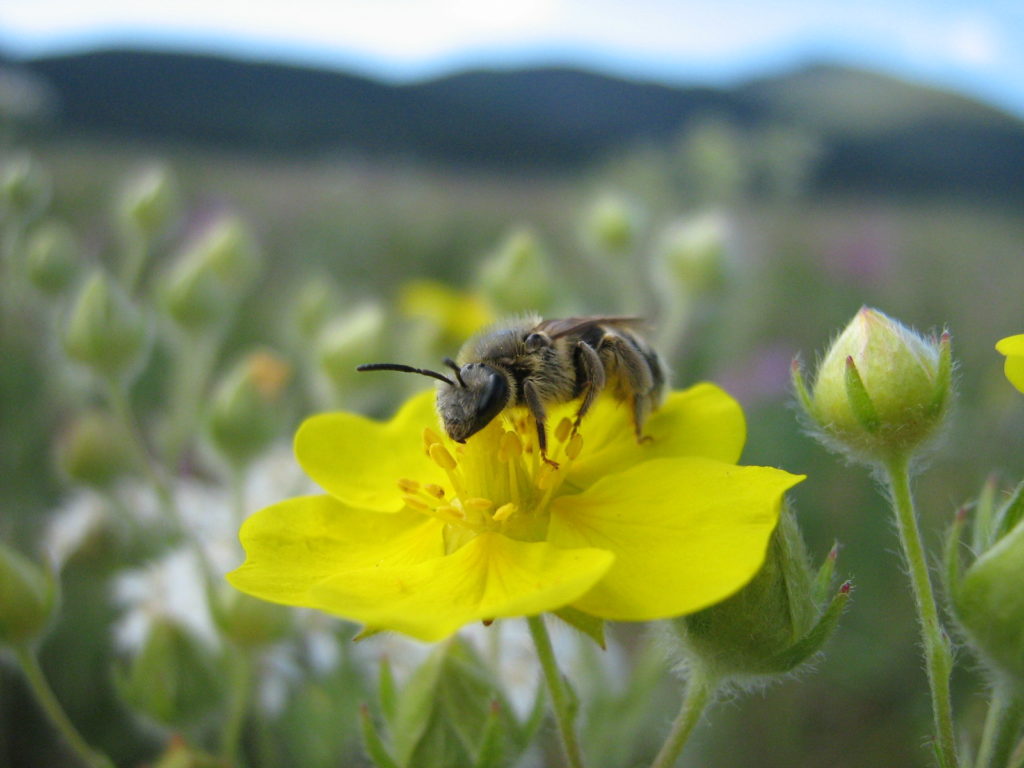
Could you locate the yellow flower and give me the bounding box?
[996,334,1024,393]
[228,385,803,641]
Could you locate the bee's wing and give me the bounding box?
[535,316,646,340]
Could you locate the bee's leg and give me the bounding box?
[597,334,655,443]
[572,340,606,433]
[523,379,558,467]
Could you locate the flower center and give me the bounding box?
[395,415,585,551]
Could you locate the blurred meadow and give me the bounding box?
[2,44,1024,768]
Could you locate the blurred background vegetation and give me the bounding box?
[2,46,1024,767]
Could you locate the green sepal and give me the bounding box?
[473,702,504,768]
[378,655,399,728]
[994,481,1024,543]
[943,506,968,607]
[812,542,839,606]
[360,703,401,768]
[552,606,606,649]
[972,475,1000,554]
[790,357,815,419]
[843,356,880,434]
[761,582,851,674]
[929,331,953,419]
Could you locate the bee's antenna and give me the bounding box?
[356,363,455,387]
[442,358,466,387]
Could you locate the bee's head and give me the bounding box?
[355,358,510,443]
[435,362,510,443]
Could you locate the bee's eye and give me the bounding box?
[475,371,509,427]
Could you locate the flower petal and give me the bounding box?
[295,391,447,511]
[566,383,746,488]
[308,533,614,641]
[227,495,445,602]
[996,334,1024,394]
[549,457,803,621]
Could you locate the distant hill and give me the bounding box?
[8,48,1024,198]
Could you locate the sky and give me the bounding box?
[1,0,1023,118]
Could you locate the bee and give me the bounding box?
[357,315,666,465]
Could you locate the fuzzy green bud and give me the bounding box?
[666,506,848,681]
[25,219,79,296]
[116,164,180,240]
[211,587,292,649]
[56,409,136,489]
[1,153,51,222]
[291,276,339,341]
[114,618,223,727]
[0,542,59,645]
[63,271,148,378]
[949,483,1024,691]
[318,303,386,388]
[160,216,261,331]
[795,307,951,462]
[582,192,638,255]
[475,227,552,313]
[208,349,291,466]
[653,213,727,297]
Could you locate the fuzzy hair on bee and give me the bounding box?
[357,314,667,465]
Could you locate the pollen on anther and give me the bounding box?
[464,497,494,512]
[536,463,559,490]
[493,502,516,522]
[402,495,430,512]
[566,433,584,461]
[423,427,444,452]
[554,417,572,444]
[397,478,420,494]
[436,505,465,522]
[429,443,458,471]
[424,483,446,498]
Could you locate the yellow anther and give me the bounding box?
[493,502,516,522]
[423,427,444,452]
[565,432,584,461]
[424,483,446,498]
[536,463,559,490]
[436,505,465,522]
[429,443,457,471]
[402,495,430,512]
[554,417,572,444]
[464,497,494,512]
[397,478,420,494]
[500,430,522,459]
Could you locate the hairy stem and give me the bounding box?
[883,453,958,768]
[650,668,714,768]
[527,615,585,768]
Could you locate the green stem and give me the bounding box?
[527,615,585,768]
[650,669,714,768]
[883,453,958,768]
[220,646,255,766]
[975,684,1023,768]
[103,375,174,518]
[13,644,115,768]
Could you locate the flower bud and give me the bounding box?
[582,192,639,255]
[1,153,51,222]
[665,505,848,681]
[317,303,386,388]
[0,541,59,645]
[996,334,1024,394]
[475,228,552,313]
[114,617,223,727]
[115,163,180,240]
[210,586,292,649]
[653,212,727,297]
[398,280,492,350]
[794,307,951,462]
[56,409,136,489]
[63,271,148,379]
[208,349,291,466]
[290,275,339,342]
[25,219,79,296]
[948,482,1024,691]
[160,216,261,332]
